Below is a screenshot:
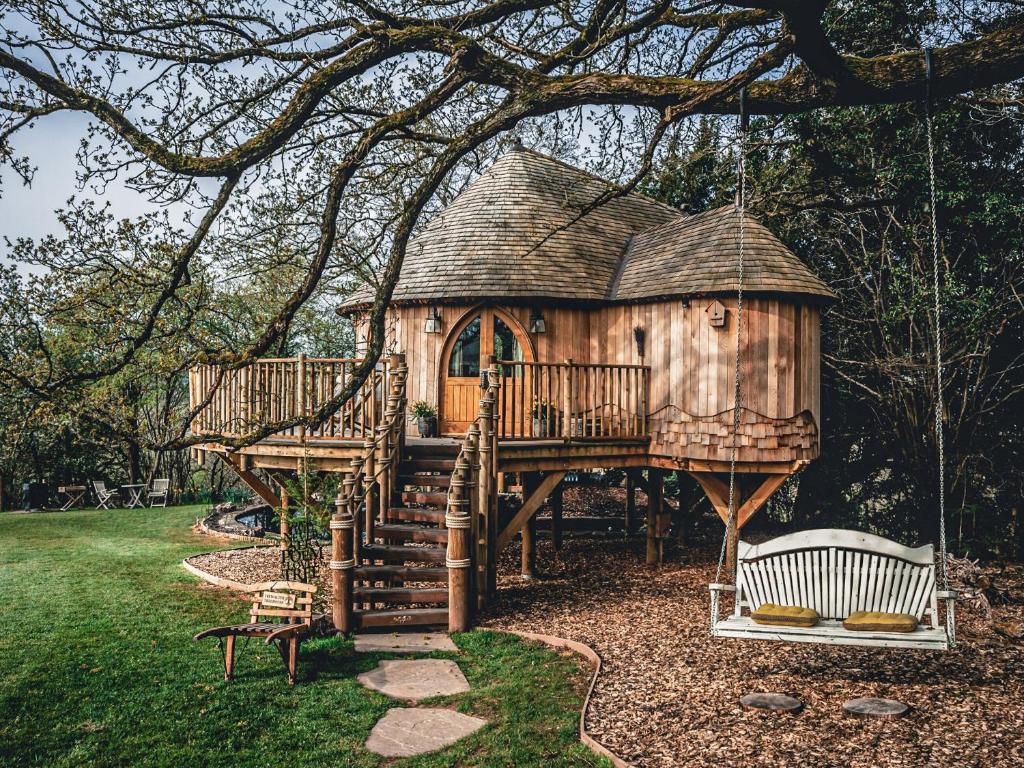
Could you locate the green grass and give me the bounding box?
[0,506,607,767]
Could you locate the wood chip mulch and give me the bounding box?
[187,510,1024,767]
[480,536,1024,768]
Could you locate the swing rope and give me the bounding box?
[924,48,949,590]
[713,88,748,591]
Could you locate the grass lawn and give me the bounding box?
[0,505,607,768]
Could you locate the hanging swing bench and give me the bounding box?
[707,51,956,652]
[710,529,956,649]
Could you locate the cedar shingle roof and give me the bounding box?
[339,148,834,311]
[615,205,836,300]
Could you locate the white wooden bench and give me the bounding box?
[710,529,956,650]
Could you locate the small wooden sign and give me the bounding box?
[261,591,296,609]
[707,300,727,328]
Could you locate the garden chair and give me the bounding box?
[193,581,317,685]
[148,478,170,507]
[91,480,119,510]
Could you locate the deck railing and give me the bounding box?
[496,360,650,440]
[189,356,389,442]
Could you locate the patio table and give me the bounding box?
[57,485,87,511]
[121,484,146,509]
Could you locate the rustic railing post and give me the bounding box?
[446,437,474,633]
[561,360,573,441]
[389,353,408,455]
[343,458,362,564]
[329,493,354,635]
[476,380,494,608]
[376,424,391,526]
[362,439,376,544]
[296,353,306,442]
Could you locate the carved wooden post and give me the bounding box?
[625,470,637,535]
[376,424,391,526]
[446,436,475,633]
[389,353,407,457]
[476,382,494,608]
[329,493,354,634]
[342,460,361,565]
[362,439,376,544]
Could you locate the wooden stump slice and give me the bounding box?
[739,693,804,714]
[843,697,910,719]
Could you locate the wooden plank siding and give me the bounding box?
[357,297,821,465]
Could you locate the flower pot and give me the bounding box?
[417,416,437,437]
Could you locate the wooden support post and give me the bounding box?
[646,469,664,565]
[521,472,537,579]
[377,424,390,526]
[446,436,475,633]
[551,479,564,552]
[362,439,376,545]
[625,470,637,534]
[296,353,306,443]
[279,484,290,550]
[329,496,354,635]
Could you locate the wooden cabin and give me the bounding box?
[189,146,835,633]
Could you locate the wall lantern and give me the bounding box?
[424,306,442,334]
[529,308,546,334]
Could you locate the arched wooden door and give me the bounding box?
[439,308,532,435]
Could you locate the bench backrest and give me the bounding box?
[244,580,316,625]
[736,529,937,623]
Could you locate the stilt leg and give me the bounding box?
[551,481,563,553]
[646,469,664,565]
[625,471,636,535]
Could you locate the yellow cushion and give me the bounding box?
[843,611,918,633]
[751,603,820,628]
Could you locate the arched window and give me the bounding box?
[447,316,481,377]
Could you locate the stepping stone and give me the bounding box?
[365,707,486,757]
[354,632,457,654]
[739,692,804,714]
[843,697,910,719]
[358,659,470,700]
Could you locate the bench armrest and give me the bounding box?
[709,583,736,593]
[194,626,234,641]
[936,589,957,600]
[264,623,311,643]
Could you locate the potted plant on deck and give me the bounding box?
[409,401,438,437]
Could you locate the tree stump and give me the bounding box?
[739,693,804,714]
[842,697,910,719]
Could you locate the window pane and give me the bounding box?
[448,317,481,377]
[494,316,523,378]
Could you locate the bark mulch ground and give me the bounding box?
[189,501,1024,767]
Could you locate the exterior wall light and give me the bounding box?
[424,306,442,334]
[529,309,546,334]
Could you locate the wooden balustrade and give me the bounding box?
[189,357,388,443]
[496,360,650,440]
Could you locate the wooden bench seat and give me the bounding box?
[710,529,955,650]
[194,580,317,684]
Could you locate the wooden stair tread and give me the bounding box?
[388,507,446,524]
[401,490,448,505]
[353,586,448,604]
[402,458,456,472]
[354,566,449,582]
[354,607,449,628]
[361,543,446,563]
[376,524,448,544]
[397,474,451,487]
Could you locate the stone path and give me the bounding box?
[358,658,470,700]
[354,632,457,654]
[355,635,487,758]
[364,707,487,758]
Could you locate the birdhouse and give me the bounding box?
[707,300,727,327]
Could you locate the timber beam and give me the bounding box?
[218,451,282,508]
[496,470,568,552]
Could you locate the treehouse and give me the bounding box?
[189,145,835,632]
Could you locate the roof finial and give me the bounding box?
[510,136,525,152]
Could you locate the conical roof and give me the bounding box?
[615,205,836,300]
[339,148,834,311]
